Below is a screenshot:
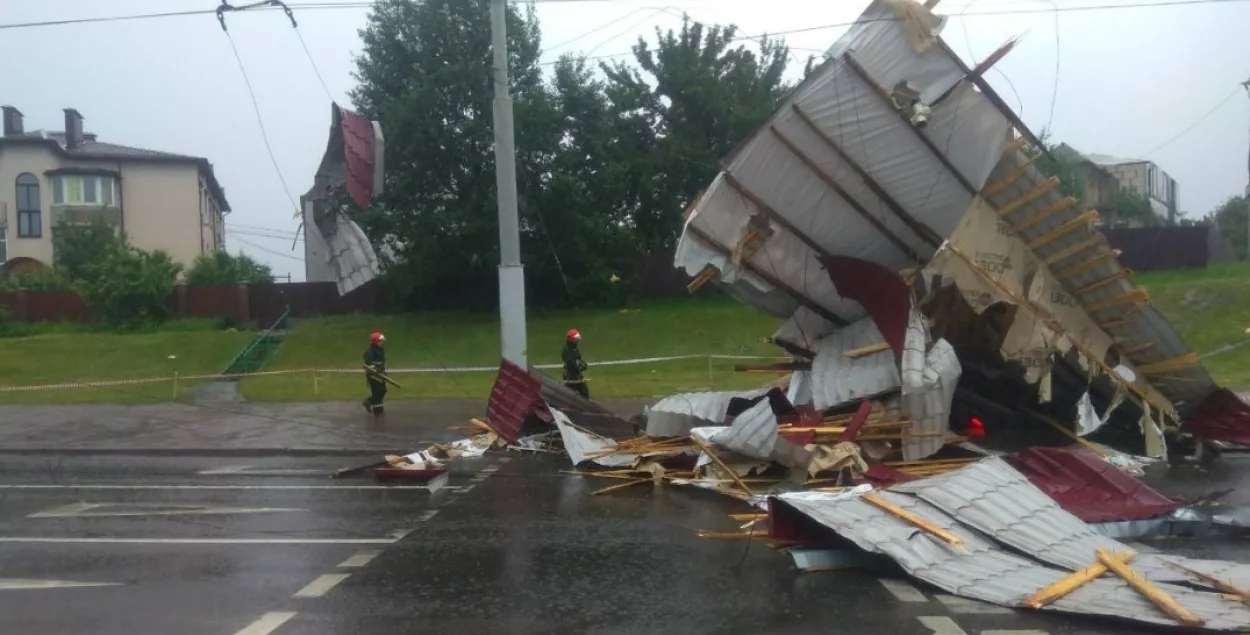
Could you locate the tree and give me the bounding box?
[0,269,69,292]
[1208,195,1249,259]
[601,18,792,251]
[186,252,273,286]
[351,0,552,310]
[78,247,183,328]
[52,219,126,284]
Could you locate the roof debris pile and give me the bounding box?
[363,0,1250,631]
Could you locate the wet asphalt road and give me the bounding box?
[1,451,1248,635]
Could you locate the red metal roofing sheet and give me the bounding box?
[824,255,910,358]
[1182,388,1250,446]
[1002,446,1181,523]
[485,360,544,445]
[337,105,378,209]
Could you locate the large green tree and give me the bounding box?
[601,19,791,251]
[1208,195,1250,259]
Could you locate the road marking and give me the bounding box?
[0,537,400,545]
[28,503,305,519]
[233,611,297,635]
[498,457,512,463]
[388,528,415,541]
[293,573,350,598]
[879,578,928,602]
[199,467,332,476]
[917,616,968,635]
[0,578,122,590]
[480,465,500,473]
[0,484,453,490]
[418,510,439,521]
[461,483,477,492]
[935,594,1014,614]
[981,630,1050,635]
[337,550,381,568]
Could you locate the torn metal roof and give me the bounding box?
[673,0,1218,433]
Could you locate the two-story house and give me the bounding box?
[0,106,230,277]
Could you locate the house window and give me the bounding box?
[50,174,117,207]
[0,228,7,262]
[16,173,41,238]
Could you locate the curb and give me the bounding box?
[0,448,397,458]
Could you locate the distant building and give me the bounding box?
[1084,152,1179,225]
[1052,144,1119,217]
[0,106,229,276]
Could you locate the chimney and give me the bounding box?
[2,106,23,137]
[64,108,84,148]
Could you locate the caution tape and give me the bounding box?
[0,354,793,393]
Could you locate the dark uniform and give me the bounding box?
[362,343,387,415]
[562,339,589,399]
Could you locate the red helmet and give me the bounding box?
[370,332,385,344]
[566,328,581,341]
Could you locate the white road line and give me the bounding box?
[28,503,306,519]
[935,594,1014,615]
[0,578,122,590]
[0,484,455,490]
[0,537,399,545]
[498,457,512,463]
[418,510,439,521]
[917,616,968,635]
[233,611,297,635]
[198,465,248,475]
[337,550,381,568]
[879,578,928,602]
[461,483,477,492]
[293,573,350,598]
[480,465,500,473]
[981,630,1050,635]
[388,528,415,541]
[199,468,332,476]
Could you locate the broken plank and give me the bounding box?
[862,493,964,547]
[1097,548,1204,626]
[1023,549,1135,609]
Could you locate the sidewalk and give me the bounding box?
[0,399,650,455]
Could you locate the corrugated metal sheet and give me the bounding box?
[900,307,960,460]
[1002,446,1182,523]
[485,360,544,444]
[549,407,635,468]
[645,390,763,437]
[709,395,813,470]
[1182,388,1250,446]
[811,317,900,410]
[775,488,1250,630]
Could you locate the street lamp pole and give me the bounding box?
[490,0,528,367]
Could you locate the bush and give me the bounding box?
[186,252,273,286]
[0,269,70,292]
[78,247,183,328]
[53,219,126,284]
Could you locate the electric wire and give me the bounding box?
[1136,86,1243,157]
[222,31,302,217]
[229,232,306,261]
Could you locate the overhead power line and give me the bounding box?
[1137,86,1244,157]
[2,0,1247,31]
[229,232,305,261]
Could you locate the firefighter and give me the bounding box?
[562,328,589,399]
[362,332,387,415]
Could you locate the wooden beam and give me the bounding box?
[843,53,980,197]
[722,172,835,262]
[1086,288,1150,313]
[1119,340,1156,356]
[970,37,1018,79]
[1077,269,1133,295]
[1011,196,1076,234]
[768,125,921,261]
[1027,209,1099,250]
[1023,550,1136,609]
[845,342,891,358]
[1042,234,1104,266]
[862,493,964,548]
[981,154,1042,198]
[1137,353,1200,376]
[1097,548,1204,627]
[687,265,719,294]
[690,434,754,496]
[1162,558,1250,603]
[790,103,941,247]
[1003,135,1029,157]
[999,176,1061,216]
[1055,249,1122,279]
[686,224,848,326]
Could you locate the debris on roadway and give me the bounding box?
[349,0,1250,631]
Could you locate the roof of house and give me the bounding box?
[0,129,230,212]
[1084,152,1147,167]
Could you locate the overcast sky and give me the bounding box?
[1,0,1246,280]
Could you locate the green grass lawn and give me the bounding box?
[1135,262,1250,388]
[8,262,1250,405]
[0,320,254,404]
[238,296,784,402]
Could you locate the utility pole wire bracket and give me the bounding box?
[216,0,297,32]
